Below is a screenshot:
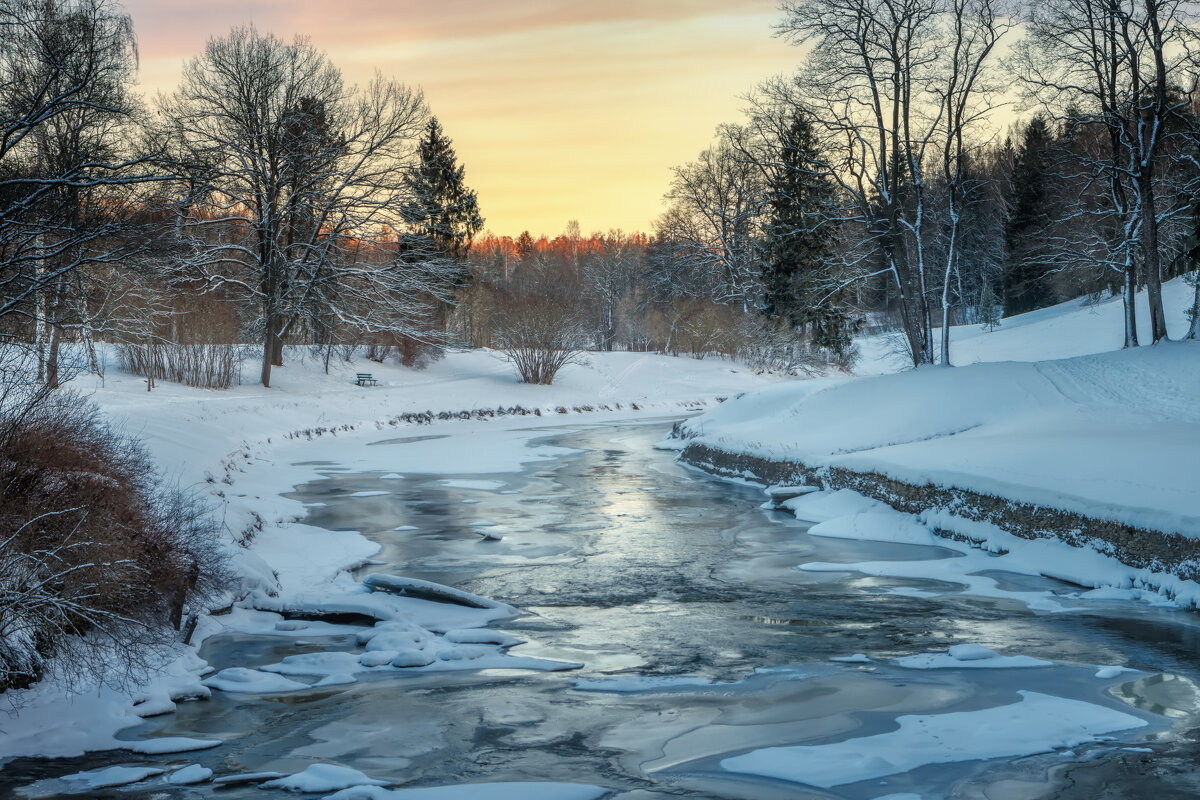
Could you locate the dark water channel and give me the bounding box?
[6,419,1200,799]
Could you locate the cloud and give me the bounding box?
[122,0,797,234]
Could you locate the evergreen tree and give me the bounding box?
[405,117,483,260]
[515,230,535,263]
[1003,117,1056,315]
[978,282,1002,331]
[760,107,849,355]
[762,108,837,327]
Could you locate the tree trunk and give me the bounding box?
[1186,273,1200,340]
[260,332,274,388]
[1123,259,1139,348]
[270,316,284,367]
[1138,175,1169,343]
[45,322,62,390]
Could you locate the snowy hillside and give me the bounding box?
[676,278,1200,537]
[856,277,1197,373]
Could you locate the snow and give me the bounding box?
[259,764,390,792]
[829,654,872,663]
[360,574,515,612]
[1096,666,1137,679]
[203,667,310,694]
[124,736,222,754]
[19,766,164,797]
[721,690,1148,788]
[893,645,1053,669]
[211,771,288,786]
[674,279,1200,607]
[166,764,213,784]
[678,279,1200,538]
[323,783,610,800]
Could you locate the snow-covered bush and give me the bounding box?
[0,388,226,693]
[492,293,588,385]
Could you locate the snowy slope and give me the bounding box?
[856,276,1197,373]
[678,278,1200,537]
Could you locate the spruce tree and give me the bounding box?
[515,230,535,263]
[761,108,843,349]
[405,117,484,260]
[1003,117,1055,315]
[978,282,1002,331]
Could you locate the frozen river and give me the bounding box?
[6,418,1200,798]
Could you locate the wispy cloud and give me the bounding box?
[124,0,797,235]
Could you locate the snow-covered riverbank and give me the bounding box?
[0,350,783,763]
[672,279,1200,605]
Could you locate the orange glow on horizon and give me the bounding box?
[124,1,799,238]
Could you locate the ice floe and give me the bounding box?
[893,644,1053,669]
[721,690,1148,788]
[260,764,390,792]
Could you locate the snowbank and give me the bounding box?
[677,338,1200,539]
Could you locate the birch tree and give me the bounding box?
[935,0,1009,364]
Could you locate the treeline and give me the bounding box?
[453,225,848,376]
[642,0,1200,368]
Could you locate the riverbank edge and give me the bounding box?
[677,439,1200,585]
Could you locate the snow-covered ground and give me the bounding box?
[674,278,1200,605]
[0,348,783,764]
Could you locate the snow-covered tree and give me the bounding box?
[404,116,483,261]
[978,281,1002,331]
[158,26,456,387]
[0,0,152,387]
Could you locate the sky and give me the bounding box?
[122,1,799,238]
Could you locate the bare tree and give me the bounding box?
[492,273,588,385]
[158,26,455,387]
[778,0,945,366]
[0,0,154,385]
[658,134,766,310]
[1016,0,1200,346]
[582,230,637,351]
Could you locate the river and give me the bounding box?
[5,418,1200,799]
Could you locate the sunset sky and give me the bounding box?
[122,1,799,238]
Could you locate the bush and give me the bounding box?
[0,388,226,692]
[118,341,244,389]
[492,293,588,385]
[364,332,444,370]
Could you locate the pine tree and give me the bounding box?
[515,230,535,263]
[978,282,1002,331]
[405,117,484,260]
[1003,117,1055,315]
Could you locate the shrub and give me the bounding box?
[0,389,226,693]
[113,280,244,389]
[492,292,588,385]
[364,332,444,370]
[117,341,244,389]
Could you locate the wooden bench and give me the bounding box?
[355,372,378,386]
